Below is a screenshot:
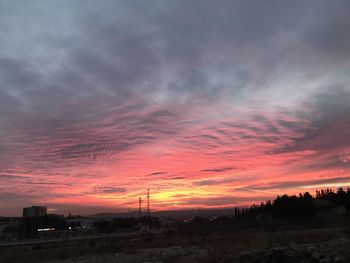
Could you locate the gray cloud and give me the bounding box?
[277,86,350,154]
[0,1,349,168]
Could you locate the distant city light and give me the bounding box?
[37,228,55,232]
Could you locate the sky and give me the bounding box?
[0,0,350,216]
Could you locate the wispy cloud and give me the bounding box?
[92,186,127,194]
[201,167,234,173]
[242,176,350,191]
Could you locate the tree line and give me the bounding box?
[182,187,350,229]
[235,187,350,220]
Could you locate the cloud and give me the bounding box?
[0,174,26,180]
[193,177,241,187]
[92,186,127,194]
[147,171,168,176]
[242,176,350,191]
[201,166,234,173]
[271,87,350,174]
[0,57,41,90]
[73,173,100,178]
[0,1,350,215]
[278,87,350,154]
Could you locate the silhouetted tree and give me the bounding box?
[272,194,316,218]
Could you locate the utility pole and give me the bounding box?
[147,188,150,218]
[138,196,142,219]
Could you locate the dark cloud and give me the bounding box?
[201,167,234,173]
[171,177,187,180]
[147,171,167,176]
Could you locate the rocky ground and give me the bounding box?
[237,238,350,263]
[48,237,350,263]
[2,225,350,263]
[48,246,208,263]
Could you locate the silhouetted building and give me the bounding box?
[23,206,47,218]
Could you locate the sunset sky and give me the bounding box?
[1,1,350,216]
